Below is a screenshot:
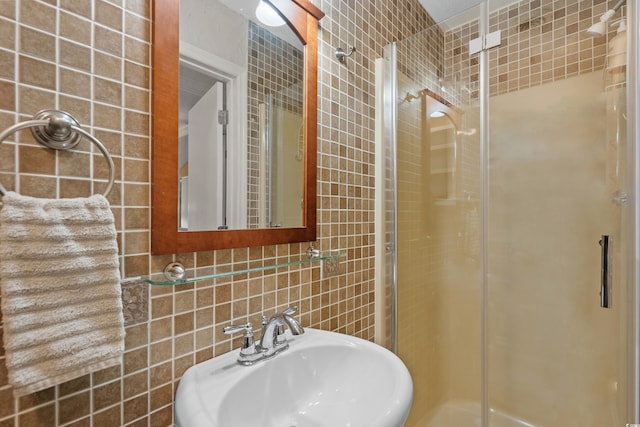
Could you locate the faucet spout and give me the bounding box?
[282,313,304,335]
[259,316,285,351]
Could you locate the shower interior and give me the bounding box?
[377,0,638,425]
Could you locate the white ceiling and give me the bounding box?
[418,0,482,23]
[419,0,518,27]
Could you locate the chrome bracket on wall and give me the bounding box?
[469,30,502,55]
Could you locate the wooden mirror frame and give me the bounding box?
[152,0,324,254]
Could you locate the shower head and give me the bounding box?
[587,9,615,37]
[587,0,626,37]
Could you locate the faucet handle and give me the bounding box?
[223,322,253,335]
[223,322,256,356]
[282,306,298,315]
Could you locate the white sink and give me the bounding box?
[174,328,413,427]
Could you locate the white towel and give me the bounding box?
[0,191,125,397]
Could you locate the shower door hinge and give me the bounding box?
[218,110,229,126]
[469,30,502,55]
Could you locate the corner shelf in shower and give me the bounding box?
[141,250,346,286]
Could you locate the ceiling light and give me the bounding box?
[256,1,286,27]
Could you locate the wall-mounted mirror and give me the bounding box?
[152,0,324,254]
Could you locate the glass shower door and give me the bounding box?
[485,0,630,425]
[385,1,634,425]
[386,5,484,424]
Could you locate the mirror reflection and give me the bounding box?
[428,110,457,203]
[178,0,305,231]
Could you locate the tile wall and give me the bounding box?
[444,0,610,99]
[0,0,434,425]
[246,20,304,228]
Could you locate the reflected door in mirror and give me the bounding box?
[178,0,304,231]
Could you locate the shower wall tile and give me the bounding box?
[0,0,433,425]
[444,0,612,98]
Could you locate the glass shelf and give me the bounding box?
[142,250,346,286]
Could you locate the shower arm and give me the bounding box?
[612,0,626,11]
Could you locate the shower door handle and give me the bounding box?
[599,235,611,308]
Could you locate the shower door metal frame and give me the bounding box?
[381,42,399,354]
[478,4,489,426]
[630,0,640,421]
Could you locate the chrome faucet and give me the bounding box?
[223,306,305,365]
[259,306,305,355]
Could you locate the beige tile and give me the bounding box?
[149,339,172,365]
[149,361,172,389]
[124,254,149,276]
[124,61,149,89]
[59,95,91,125]
[94,24,123,56]
[149,383,172,412]
[123,347,146,377]
[123,370,148,399]
[20,26,55,61]
[59,178,91,198]
[126,0,150,16]
[125,322,149,350]
[123,394,148,424]
[0,50,14,80]
[93,406,122,427]
[123,134,149,158]
[19,1,56,33]
[16,388,54,413]
[92,365,122,386]
[60,11,91,45]
[95,77,123,106]
[150,317,172,343]
[59,68,91,98]
[123,207,149,230]
[59,39,91,72]
[59,0,91,19]
[94,102,122,131]
[18,403,55,427]
[96,0,123,31]
[94,51,123,81]
[0,81,15,112]
[0,2,15,19]
[19,56,55,90]
[124,86,149,112]
[125,36,149,64]
[149,406,173,427]
[124,110,149,135]
[124,11,150,41]
[58,391,90,425]
[18,145,55,175]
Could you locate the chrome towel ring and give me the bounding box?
[0,110,115,197]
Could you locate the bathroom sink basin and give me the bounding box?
[174,328,413,427]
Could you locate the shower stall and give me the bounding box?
[375,0,639,425]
